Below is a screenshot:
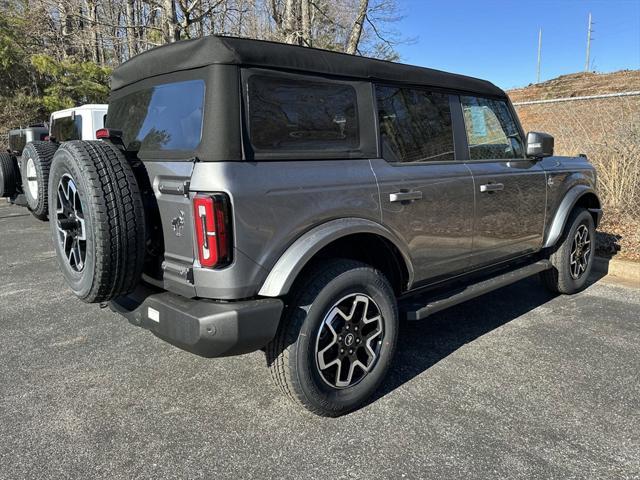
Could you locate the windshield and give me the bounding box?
[106,79,205,151]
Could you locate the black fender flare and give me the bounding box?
[258,218,414,297]
[543,185,602,248]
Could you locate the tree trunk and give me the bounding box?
[346,0,368,54]
[163,0,180,42]
[86,0,100,63]
[125,0,136,58]
[283,0,298,44]
[301,0,311,46]
[59,1,74,58]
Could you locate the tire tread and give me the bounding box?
[51,141,145,303]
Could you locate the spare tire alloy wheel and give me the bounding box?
[25,157,39,202]
[55,174,87,272]
[316,293,384,388]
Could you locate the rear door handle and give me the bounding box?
[479,183,504,193]
[389,191,423,202]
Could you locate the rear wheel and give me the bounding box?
[0,152,20,198]
[541,207,595,294]
[48,141,146,303]
[20,141,58,220]
[266,259,398,417]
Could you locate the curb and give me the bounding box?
[593,256,640,287]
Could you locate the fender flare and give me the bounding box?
[258,218,414,297]
[543,185,602,248]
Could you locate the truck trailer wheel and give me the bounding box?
[20,141,59,220]
[48,141,146,303]
[266,259,398,417]
[0,152,20,197]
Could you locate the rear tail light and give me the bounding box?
[193,193,232,268]
[95,128,123,140]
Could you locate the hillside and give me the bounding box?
[507,70,640,102]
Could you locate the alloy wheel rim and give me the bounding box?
[570,224,591,279]
[55,173,87,272]
[26,158,38,199]
[315,293,384,389]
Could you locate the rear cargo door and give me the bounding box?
[142,161,196,297]
[105,75,208,297]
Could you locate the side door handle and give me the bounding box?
[479,183,504,193]
[389,191,423,203]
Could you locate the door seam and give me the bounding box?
[368,158,384,223]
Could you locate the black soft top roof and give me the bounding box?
[111,35,505,97]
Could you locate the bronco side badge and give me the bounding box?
[171,209,185,237]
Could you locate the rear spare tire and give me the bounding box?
[48,141,146,303]
[0,152,20,197]
[21,141,59,220]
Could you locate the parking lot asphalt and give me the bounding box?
[1,201,639,479]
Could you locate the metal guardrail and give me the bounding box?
[512,91,640,106]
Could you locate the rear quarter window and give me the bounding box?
[51,115,82,142]
[106,79,205,151]
[247,75,359,152]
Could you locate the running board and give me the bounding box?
[401,260,551,321]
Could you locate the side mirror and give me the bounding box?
[526,131,554,158]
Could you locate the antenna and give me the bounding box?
[537,28,542,83]
[585,12,593,72]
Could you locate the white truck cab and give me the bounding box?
[49,104,108,142]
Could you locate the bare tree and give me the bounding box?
[345,0,367,54]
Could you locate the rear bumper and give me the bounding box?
[109,284,283,358]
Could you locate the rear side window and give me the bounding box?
[8,130,26,153]
[375,86,454,163]
[51,115,82,142]
[247,75,359,151]
[106,79,205,151]
[460,96,524,160]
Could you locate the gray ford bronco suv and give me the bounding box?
[47,36,602,416]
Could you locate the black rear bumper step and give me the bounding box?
[400,260,551,321]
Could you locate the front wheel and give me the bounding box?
[541,207,595,294]
[266,259,398,417]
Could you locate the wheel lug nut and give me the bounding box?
[338,336,342,341]
[345,325,350,330]
[349,349,353,354]
[340,348,344,354]
[354,326,358,331]
[356,338,360,344]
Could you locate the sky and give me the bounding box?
[393,0,640,89]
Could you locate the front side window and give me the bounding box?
[106,79,205,151]
[461,96,524,160]
[51,115,82,142]
[375,86,455,163]
[248,75,359,151]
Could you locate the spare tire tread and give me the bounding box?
[51,141,145,303]
[0,152,19,197]
[21,141,58,220]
